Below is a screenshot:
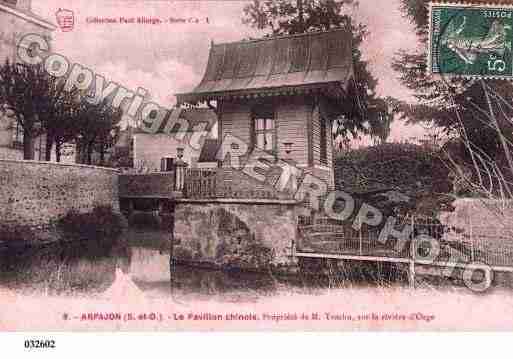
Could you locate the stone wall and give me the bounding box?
[173,200,299,270]
[0,146,22,160]
[0,160,119,229]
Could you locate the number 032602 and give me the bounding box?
[24,339,56,349]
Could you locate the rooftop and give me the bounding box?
[177,28,354,104]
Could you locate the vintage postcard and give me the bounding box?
[2,0,513,341]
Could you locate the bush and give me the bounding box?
[333,143,456,219]
[57,205,126,240]
[335,143,451,195]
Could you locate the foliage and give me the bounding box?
[57,205,126,240]
[336,142,449,191]
[0,60,122,163]
[74,100,122,165]
[0,61,49,159]
[392,0,513,162]
[399,0,429,37]
[394,0,513,219]
[109,147,134,169]
[367,97,395,145]
[37,76,80,161]
[242,0,388,140]
[335,142,454,217]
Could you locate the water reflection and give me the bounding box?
[3,226,492,302]
[0,227,302,301]
[0,237,131,295]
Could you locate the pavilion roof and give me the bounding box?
[176,28,354,104]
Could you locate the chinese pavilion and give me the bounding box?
[177,28,355,189]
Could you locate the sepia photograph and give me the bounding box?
[2,0,513,347]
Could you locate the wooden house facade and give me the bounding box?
[177,29,354,191]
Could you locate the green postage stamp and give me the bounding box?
[429,2,513,79]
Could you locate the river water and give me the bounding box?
[3,227,513,330]
[0,227,348,302]
[1,226,513,301]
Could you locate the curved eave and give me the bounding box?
[177,79,351,105]
[176,28,354,105]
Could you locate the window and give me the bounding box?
[320,117,328,165]
[252,106,276,154]
[12,119,23,149]
[255,118,275,151]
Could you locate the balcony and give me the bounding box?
[119,166,294,202]
[184,167,293,201]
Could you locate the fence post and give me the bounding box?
[358,217,363,256]
[174,159,188,193]
[409,215,416,289]
[469,216,475,263]
[213,174,217,198]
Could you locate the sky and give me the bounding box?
[32,0,427,143]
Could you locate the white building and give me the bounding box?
[0,0,57,161]
[131,108,218,172]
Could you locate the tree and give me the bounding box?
[0,61,49,160]
[242,0,385,140]
[0,60,122,164]
[392,0,513,161]
[37,79,80,162]
[94,117,121,166]
[75,100,122,165]
[368,97,394,145]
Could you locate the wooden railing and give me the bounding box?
[183,167,293,200]
[119,167,288,200]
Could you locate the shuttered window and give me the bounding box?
[320,117,328,165]
[252,106,276,154]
